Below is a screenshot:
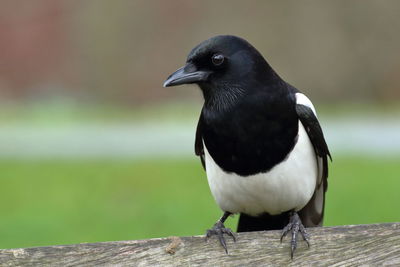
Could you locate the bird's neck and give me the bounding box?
[200,82,246,113]
[199,71,286,114]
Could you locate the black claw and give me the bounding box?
[299,224,310,247]
[205,221,236,254]
[219,233,228,253]
[281,211,310,259]
[225,228,237,242]
[280,223,291,243]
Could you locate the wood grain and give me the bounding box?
[1,223,399,266]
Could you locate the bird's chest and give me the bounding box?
[203,121,317,216]
[202,106,298,176]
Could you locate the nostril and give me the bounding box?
[184,63,197,73]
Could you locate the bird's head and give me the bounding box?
[164,35,278,109]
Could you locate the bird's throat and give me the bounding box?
[200,83,245,113]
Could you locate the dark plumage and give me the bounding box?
[164,35,331,258]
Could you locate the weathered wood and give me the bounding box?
[0,223,399,266]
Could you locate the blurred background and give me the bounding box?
[1,0,399,249]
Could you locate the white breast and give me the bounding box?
[204,121,318,216]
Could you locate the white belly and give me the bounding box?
[204,121,317,216]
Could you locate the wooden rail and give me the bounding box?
[0,222,399,266]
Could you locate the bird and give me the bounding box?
[163,35,331,258]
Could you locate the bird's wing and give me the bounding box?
[295,93,331,227]
[195,112,206,169]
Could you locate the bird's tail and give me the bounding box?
[237,212,291,232]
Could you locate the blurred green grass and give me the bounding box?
[1,155,399,249]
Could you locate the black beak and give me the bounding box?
[163,64,211,87]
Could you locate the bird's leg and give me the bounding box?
[205,211,236,254]
[280,211,310,259]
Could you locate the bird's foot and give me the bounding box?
[206,220,236,254]
[280,211,310,259]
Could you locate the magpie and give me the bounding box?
[163,35,331,258]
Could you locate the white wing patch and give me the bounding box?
[296,92,324,188]
[296,93,317,117]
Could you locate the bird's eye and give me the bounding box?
[211,54,224,66]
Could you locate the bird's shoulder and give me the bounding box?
[294,92,331,160]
